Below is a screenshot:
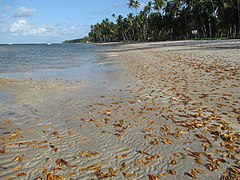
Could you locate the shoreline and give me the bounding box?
[93,39,240,47]
[0,40,239,179]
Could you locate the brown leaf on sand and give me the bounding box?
[178,130,187,135]
[149,174,156,180]
[50,131,59,136]
[44,125,51,129]
[195,169,204,174]
[120,162,127,172]
[96,123,104,127]
[95,170,109,179]
[168,170,176,175]
[217,158,226,163]
[109,168,117,177]
[162,136,172,144]
[201,137,213,147]
[0,147,5,154]
[115,154,128,159]
[122,172,138,178]
[185,169,196,178]
[79,151,99,158]
[16,172,27,177]
[229,167,240,174]
[196,156,203,165]
[56,159,75,167]
[52,167,62,172]
[46,172,65,180]
[195,134,204,139]
[14,155,23,163]
[135,154,160,166]
[171,159,177,165]
[221,167,240,180]
[183,141,192,145]
[37,145,48,149]
[161,125,171,132]
[150,138,159,145]
[3,132,11,134]
[15,131,24,135]
[206,162,220,171]
[185,148,203,165]
[221,142,235,150]
[104,118,110,124]
[216,149,225,154]
[95,168,117,179]
[146,155,161,161]
[79,165,101,172]
[106,110,112,116]
[12,166,22,171]
[114,124,123,128]
[142,128,154,133]
[10,133,19,138]
[222,132,237,143]
[160,173,168,177]
[137,150,150,156]
[68,172,76,177]
[202,143,208,151]
[56,159,67,167]
[146,134,157,138]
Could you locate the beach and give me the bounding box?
[0,40,239,179]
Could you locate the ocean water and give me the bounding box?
[0,43,110,80]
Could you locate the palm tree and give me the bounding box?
[86,0,240,42]
[116,15,127,41]
[112,13,116,21]
[144,1,153,15]
[126,13,136,41]
[237,0,240,37]
[127,0,140,15]
[148,12,163,40]
[153,0,165,12]
[143,2,153,41]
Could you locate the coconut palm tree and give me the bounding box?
[153,0,165,12]
[127,0,140,15]
[143,2,153,40]
[85,0,239,42]
[144,1,153,15]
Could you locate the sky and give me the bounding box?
[0,0,148,44]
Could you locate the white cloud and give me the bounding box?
[10,19,48,36]
[59,24,82,37]
[14,6,36,17]
[9,19,84,40]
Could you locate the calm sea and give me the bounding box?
[0,43,110,80]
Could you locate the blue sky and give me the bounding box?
[0,0,148,44]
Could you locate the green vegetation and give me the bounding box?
[66,0,240,43]
[63,36,89,43]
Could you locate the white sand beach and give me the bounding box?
[0,40,239,179]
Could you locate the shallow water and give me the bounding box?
[0,43,127,121]
[0,91,15,104]
[0,43,111,81]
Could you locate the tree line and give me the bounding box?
[65,0,240,43]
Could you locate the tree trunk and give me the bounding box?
[200,15,207,37]
[184,10,188,39]
[237,0,240,37]
[209,18,212,38]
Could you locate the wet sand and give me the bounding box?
[0,40,239,179]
